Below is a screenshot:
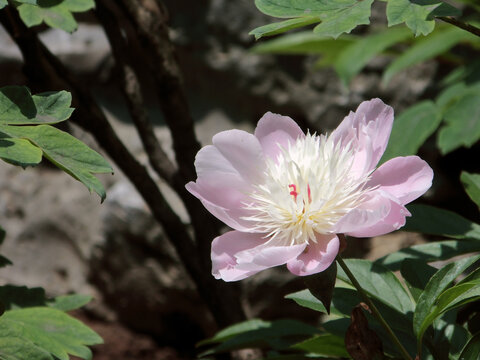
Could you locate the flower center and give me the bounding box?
[242,133,370,246]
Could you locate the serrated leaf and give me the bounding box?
[375,239,480,271]
[313,0,374,39]
[0,124,112,201]
[254,0,357,18]
[337,259,414,313]
[0,286,46,310]
[386,0,460,36]
[249,17,320,39]
[0,307,102,360]
[291,334,349,357]
[413,254,480,343]
[383,26,476,84]
[0,336,52,360]
[438,90,480,154]
[380,100,441,164]
[0,86,74,125]
[47,294,92,312]
[403,204,480,240]
[284,289,328,313]
[461,172,480,209]
[17,0,95,33]
[0,138,43,167]
[335,26,412,86]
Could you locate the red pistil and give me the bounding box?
[289,184,298,201]
[289,184,312,203]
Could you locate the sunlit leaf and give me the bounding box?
[386,0,460,36]
[17,0,95,33]
[413,255,480,344]
[249,17,320,39]
[0,307,102,360]
[0,124,112,201]
[313,0,373,39]
[284,289,328,313]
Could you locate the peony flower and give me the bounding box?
[186,99,433,281]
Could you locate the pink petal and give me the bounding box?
[186,172,254,232]
[212,129,265,183]
[211,231,306,281]
[235,240,307,272]
[211,231,266,281]
[254,112,305,161]
[369,156,433,205]
[193,144,239,178]
[287,234,339,276]
[331,99,394,176]
[335,191,411,238]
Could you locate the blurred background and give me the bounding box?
[0,0,478,359]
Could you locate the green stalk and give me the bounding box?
[336,255,413,360]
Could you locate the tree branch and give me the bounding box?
[437,16,480,38]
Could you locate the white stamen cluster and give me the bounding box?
[242,133,370,246]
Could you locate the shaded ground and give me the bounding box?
[73,312,187,360]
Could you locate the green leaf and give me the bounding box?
[0,124,112,201]
[197,319,270,347]
[376,240,480,271]
[386,0,460,36]
[251,31,355,55]
[0,86,74,125]
[249,17,320,39]
[337,259,414,313]
[47,295,92,312]
[413,254,480,343]
[200,319,319,356]
[0,286,46,310]
[461,172,480,209]
[313,0,374,39]
[0,138,43,167]
[459,333,480,360]
[380,100,441,164]
[0,336,52,360]
[291,333,349,357]
[383,26,476,84]
[304,261,336,313]
[334,25,412,86]
[17,0,95,33]
[284,289,327,313]
[438,90,480,154]
[403,204,480,240]
[400,259,437,302]
[0,0,7,9]
[419,281,480,343]
[0,307,102,360]
[254,0,357,18]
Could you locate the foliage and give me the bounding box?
[12,0,95,32]
[0,86,112,201]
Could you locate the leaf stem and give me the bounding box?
[437,16,480,38]
[336,254,413,360]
